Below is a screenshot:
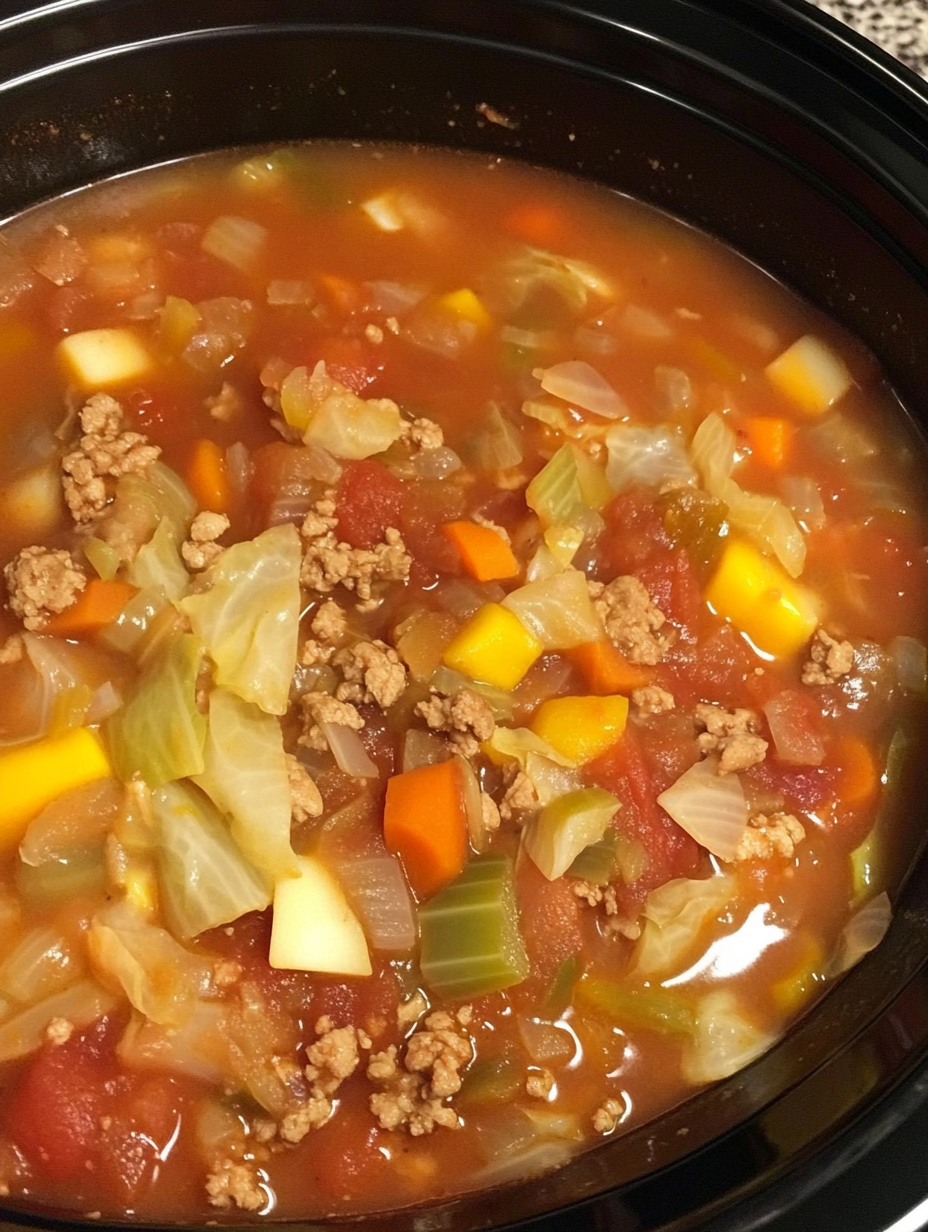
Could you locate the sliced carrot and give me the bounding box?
[383,759,468,900]
[187,438,230,514]
[834,735,878,805]
[45,578,138,638]
[745,416,793,469]
[569,638,652,695]
[442,520,520,582]
[319,273,362,314]
[505,203,566,248]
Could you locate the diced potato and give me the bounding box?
[765,334,852,414]
[0,465,61,537]
[531,695,629,765]
[705,539,822,659]
[0,729,113,851]
[361,194,405,232]
[269,855,372,977]
[442,602,543,691]
[57,327,152,387]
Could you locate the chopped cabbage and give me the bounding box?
[534,361,626,419]
[656,758,748,861]
[179,523,301,716]
[831,891,892,975]
[152,781,271,938]
[105,632,207,787]
[605,423,696,492]
[523,787,620,880]
[486,725,575,769]
[127,518,190,600]
[0,981,117,1063]
[526,443,611,528]
[634,874,736,977]
[502,568,602,650]
[281,361,403,459]
[498,246,615,314]
[88,901,213,1026]
[193,688,298,882]
[681,990,774,1083]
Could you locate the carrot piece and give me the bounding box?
[319,273,362,314]
[187,438,230,514]
[442,521,520,582]
[569,638,652,694]
[834,735,878,805]
[745,416,793,469]
[45,578,138,638]
[384,760,468,900]
[505,203,566,247]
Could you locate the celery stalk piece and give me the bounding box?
[568,830,619,885]
[105,632,207,787]
[575,974,695,1035]
[419,852,529,998]
[523,787,620,881]
[543,953,582,1015]
[193,688,298,882]
[152,781,271,939]
[179,523,301,716]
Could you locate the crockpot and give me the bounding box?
[2,2,928,1229]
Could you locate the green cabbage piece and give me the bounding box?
[103,462,196,567]
[681,990,774,1083]
[502,568,601,650]
[633,874,735,978]
[193,688,298,882]
[128,518,190,600]
[152,781,271,939]
[105,632,206,787]
[179,523,301,715]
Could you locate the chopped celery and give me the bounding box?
[850,832,876,904]
[194,688,298,882]
[568,830,619,885]
[15,845,106,907]
[179,524,301,716]
[523,787,620,881]
[543,954,582,1015]
[575,974,695,1035]
[105,632,206,787]
[458,1053,524,1106]
[152,781,270,938]
[419,852,529,998]
[526,443,608,528]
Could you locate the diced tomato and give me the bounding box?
[336,459,405,549]
[635,548,703,642]
[308,1089,391,1203]
[401,481,467,584]
[600,488,672,574]
[588,727,702,916]
[312,336,384,394]
[747,760,840,813]
[667,621,760,710]
[305,963,399,1035]
[516,858,584,985]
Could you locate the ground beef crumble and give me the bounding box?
[526,1068,555,1100]
[299,691,364,752]
[333,639,408,709]
[61,393,161,523]
[0,633,24,664]
[802,628,855,686]
[368,1008,473,1136]
[301,599,349,667]
[3,546,86,630]
[631,685,675,715]
[695,702,768,774]
[182,510,230,571]
[400,416,444,453]
[205,1160,266,1212]
[592,1098,625,1134]
[285,752,323,822]
[590,575,675,665]
[300,492,411,613]
[498,767,539,821]
[734,812,805,861]
[275,1018,372,1146]
[416,688,496,757]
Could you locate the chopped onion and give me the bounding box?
[413,445,462,480]
[621,303,672,339]
[473,403,524,471]
[456,755,489,852]
[266,279,314,306]
[0,981,116,1063]
[891,636,928,693]
[831,891,892,975]
[435,577,505,620]
[656,758,748,861]
[655,365,694,415]
[762,690,824,765]
[360,193,405,232]
[225,441,253,496]
[535,360,626,419]
[517,1016,576,1063]
[573,324,618,355]
[807,412,877,464]
[20,778,122,867]
[605,423,696,492]
[267,494,316,526]
[780,474,826,531]
[328,855,417,952]
[501,325,557,350]
[401,728,449,772]
[201,215,267,272]
[321,722,379,778]
[86,680,123,723]
[0,927,83,1004]
[365,279,427,315]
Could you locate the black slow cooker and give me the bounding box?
[3,2,928,1229]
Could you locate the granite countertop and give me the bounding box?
[807,0,928,78]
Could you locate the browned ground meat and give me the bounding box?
[734,813,805,861]
[3,545,86,630]
[299,691,364,752]
[61,393,161,522]
[182,510,230,571]
[285,753,323,822]
[300,493,411,611]
[695,702,768,774]
[416,688,496,757]
[333,639,407,709]
[802,627,855,685]
[631,685,675,715]
[590,575,675,664]
[368,1008,472,1136]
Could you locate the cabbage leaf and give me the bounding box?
[681,990,774,1083]
[502,568,601,650]
[179,523,301,715]
[633,874,736,977]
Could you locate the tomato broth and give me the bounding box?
[0,143,926,1221]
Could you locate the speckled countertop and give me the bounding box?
[807,0,928,77]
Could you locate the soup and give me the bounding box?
[0,144,925,1221]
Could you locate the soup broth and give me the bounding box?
[0,143,926,1220]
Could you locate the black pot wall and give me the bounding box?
[3,3,928,1231]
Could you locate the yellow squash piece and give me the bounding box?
[531,695,629,765]
[765,334,852,415]
[439,288,493,331]
[442,602,543,691]
[269,854,372,977]
[705,539,822,659]
[58,327,152,387]
[0,728,112,851]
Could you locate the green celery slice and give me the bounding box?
[543,954,582,1016]
[568,830,619,885]
[574,973,695,1035]
[105,632,206,787]
[458,1053,524,1106]
[419,852,529,999]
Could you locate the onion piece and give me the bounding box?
[473,403,524,471]
[225,442,253,496]
[890,636,928,693]
[401,728,449,773]
[201,215,267,272]
[656,758,748,861]
[762,690,824,766]
[500,325,557,350]
[0,928,83,1004]
[517,1016,577,1064]
[780,475,826,531]
[321,722,379,778]
[621,303,672,339]
[364,279,427,315]
[534,360,626,419]
[831,891,892,975]
[412,445,463,480]
[456,755,489,852]
[267,494,316,527]
[0,981,117,1063]
[333,855,417,952]
[19,779,123,867]
[266,279,314,306]
[86,680,123,723]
